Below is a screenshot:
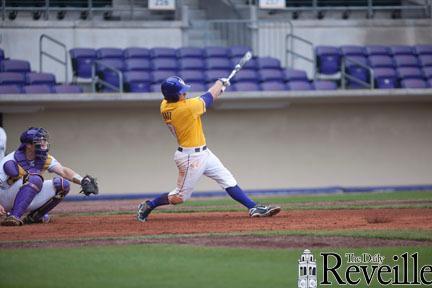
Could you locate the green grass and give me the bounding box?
[0,245,431,288]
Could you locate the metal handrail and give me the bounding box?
[341,56,374,90]
[39,34,68,83]
[285,33,315,78]
[92,60,123,93]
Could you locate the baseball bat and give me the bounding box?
[227,51,252,81]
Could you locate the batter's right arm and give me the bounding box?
[208,79,229,101]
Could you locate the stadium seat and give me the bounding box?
[286,81,313,91]
[23,84,52,94]
[95,59,124,73]
[123,71,152,92]
[423,67,432,79]
[315,46,341,74]
[312,80,338,90]
[69,48,97,79]
[368,55,394,68]
[258,69,284,82]
[150,83,162,92]
[124,59,151,71]
[340,45,366,56]
[229,46,252,58]
[151,70,177,83]
[188,83,207,92]
[0,48,4,61]
[95,59,125,90]
[178,70,206,83]
[205,58,232,70]
[1,60,31,73]
[178,58,205,70]
[344,56,369,86]
[415,45,432,56]
[177,47,204,59]
[204,69,230,83]
[0,72,26,86]
[283,68,308,82]
[397,67,424,80]
[393,55,419,68]
[260,81,287,91]
[150,47,177,59]
[256,57,281,70]
[419,55,432,67]
[204,46,229,58]
[428,79,432,87]
[53,85,83,93]
[123,47,150,59]
[390,45,414,56]
[373,68,398,89]
[232,70,259,83]
[231,57,257,70]
[231,82,260,91]
[365,45,391,56]
[400,79,429,89]
[0,85,21,94]
[97,48,123,59]
[26,72,56,85]
[151,58,178,71]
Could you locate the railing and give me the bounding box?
[91,60,123,93]
[39,34,68,83]
[341,57,374,90]
[285,33,315,78]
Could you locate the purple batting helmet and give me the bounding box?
[161,76,191,102]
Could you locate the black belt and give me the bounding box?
[177,146,207,153]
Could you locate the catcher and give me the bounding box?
[0,127,98,226]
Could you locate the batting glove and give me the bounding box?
[218,78,231,87]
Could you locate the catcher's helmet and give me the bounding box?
[20,127,50,154]
[161,76,191,102]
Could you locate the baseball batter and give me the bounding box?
[0,127,98,226]
[137,76,281,221]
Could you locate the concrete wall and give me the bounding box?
[3,101,432,195]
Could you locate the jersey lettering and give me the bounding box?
[162,112,172,121]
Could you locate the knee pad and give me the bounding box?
[4,160,19,178]
[25,174,44,192]
[168,194,184,205]
[53,177,70,198]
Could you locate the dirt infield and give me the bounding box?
[1,207,431,249]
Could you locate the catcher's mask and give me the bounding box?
[20,127,50,157]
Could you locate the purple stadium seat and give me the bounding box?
[415,45,432,56]
[205,58,232,70]
[345,56,369,86]
[95,59,125,90]
[373,68,398,89]
[97,48,123,59]
[204,69,230,83]
[284,68,308,82]
[0,48,4,61]
[258,69,284,82]
[312,80,337,90]
[0,85,21,94]
[340,45,366,56]
[256,57,281,70]
[368,55,394,68]
[151,70,177,83]
[125,59,151,71]
[53,85,83,93]
[287,81,313,91]
[365,45,391,56]
[260,81,287,91]
[393,55,419,68]
[150,47,177,59]
[229,46,251,58]
[0,72,26,85]
[419,55,432,67]
[204,47,229,58]
[423,67,432,79]
[189,83,207,92]
[428,79,432,87]
[397,67,424,80]
[150,83,162,92]
[231,57,257,70]
[231,82,260,91]
[26,72,56,85]
[177,47,204,58]
[123,71,152,92]
[151,58,178,71]
[232,70,258,83]
[390,45,414,56]
[23,84,52,94]
[178,58,205,70]
[315,46,341,74]
[178,70,206,83]
[95,59,124,73]
[1,60,31,73]
[69,48,97,79]
[123,47,150,59]
[400,79,429,89]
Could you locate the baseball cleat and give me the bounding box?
[137,201,153,222]
[24,213,51,224]
[249,205,281,218]
[1,215,24,226]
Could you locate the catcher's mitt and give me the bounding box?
[80,175,99,196]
